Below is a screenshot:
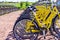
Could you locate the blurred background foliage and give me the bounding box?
[0,2,34,10]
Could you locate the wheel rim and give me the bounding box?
[51,17,60,38]
[13,19,38,39]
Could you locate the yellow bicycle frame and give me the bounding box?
[35,5,58,29]
[26,5,60,33]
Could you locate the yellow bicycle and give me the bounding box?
[13,0,60,40]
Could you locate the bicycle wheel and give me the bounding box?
[50,16,60,39]
[53,17,60,38]
[13,19,38,40]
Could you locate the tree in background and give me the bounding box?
[26,2,30,7]
[20,2,23,9]
[22,2,26,9]
[20,2,33,9]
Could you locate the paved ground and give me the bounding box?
[0,10,23,40]
[0,10,59,40]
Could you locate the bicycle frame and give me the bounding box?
[25,5,59,33]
